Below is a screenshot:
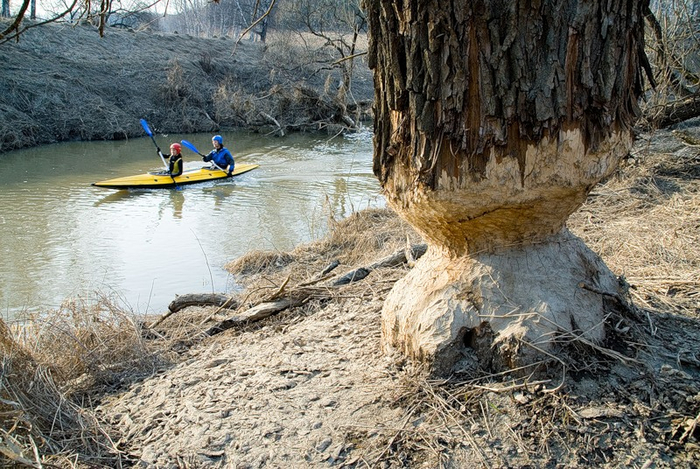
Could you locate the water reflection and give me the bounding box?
[0,129,383,317]
[93,190,146,207]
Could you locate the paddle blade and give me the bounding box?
[140,119,153,137]
[180,139,201,155]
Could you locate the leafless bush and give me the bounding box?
[641,1,700,128]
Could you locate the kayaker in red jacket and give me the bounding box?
[160,143,183,176]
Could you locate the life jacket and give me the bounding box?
[170,155,183,176]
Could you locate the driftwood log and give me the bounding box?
[168,293,235,312]
[148,294,238,330]
[206,243,428,336]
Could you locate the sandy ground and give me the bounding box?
[89,125,700,468]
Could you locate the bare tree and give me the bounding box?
[278,0,366,127]
[642,0,700,128]
[365,0,651,375]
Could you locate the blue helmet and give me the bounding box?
[212,135,223,145]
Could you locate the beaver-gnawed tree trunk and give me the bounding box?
[364,1,650,375]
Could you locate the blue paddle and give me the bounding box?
[181,139,227,173]
[140,119,169,171]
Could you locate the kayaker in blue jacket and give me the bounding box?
[203,135,235,176]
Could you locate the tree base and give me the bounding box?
[381,229,624,376]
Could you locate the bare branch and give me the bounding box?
[234,0,276,48]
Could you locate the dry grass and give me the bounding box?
[0,293,174,467]
[569,137,700,317]
[225,208,420,294]
[0,320,117,468]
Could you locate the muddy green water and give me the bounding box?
[0,129,382,318]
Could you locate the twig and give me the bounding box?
[331,51,368,65]
[679,411,700,443]
[479,399,493,438]
[372,405,418,465]
[267,275,290,301]
[198,296,237,326]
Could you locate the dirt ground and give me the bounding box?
[85,124,700,468]
[0,19,374,153]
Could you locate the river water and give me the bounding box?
[0,129,383,318]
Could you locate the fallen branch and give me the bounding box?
[168,293,235,313]
[205,297,306,336]
[298,260,340,287]
[260,111,285,137]
[206,243,428,336]
[332,267,370,286]
[331,243,427,286]
[149,293,237,329]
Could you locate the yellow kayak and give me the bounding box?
[93,164,259,189]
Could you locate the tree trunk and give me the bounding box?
[365,0,649,375]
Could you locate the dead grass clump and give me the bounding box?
[226,208,418,288]
[217,208,420,316]
[213,82,256,126]
[15,293,170,399]
[0,319,119,468]
[160,59,187,105]
[226,250,296,277]
[311,208,420,266]
[0,291,181,465]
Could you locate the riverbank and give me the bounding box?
[2,122,699,467]
[0,20,373,153]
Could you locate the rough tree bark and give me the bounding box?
[364,1,650,375]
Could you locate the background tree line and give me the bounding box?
[1,0,699,130]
